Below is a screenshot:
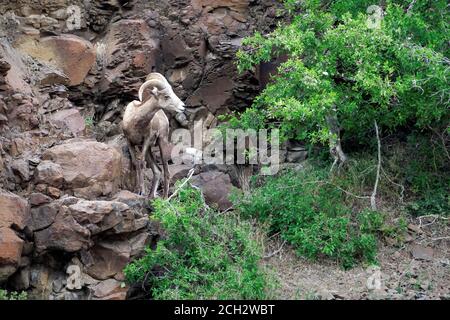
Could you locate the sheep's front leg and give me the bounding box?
[158,137,171,199]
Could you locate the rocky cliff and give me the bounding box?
[0,0,299,300]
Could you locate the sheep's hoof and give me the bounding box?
[149,191,160,199]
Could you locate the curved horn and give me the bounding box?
[138,78,166,102]
[146,72,169,85]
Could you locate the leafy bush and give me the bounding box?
[0,289,27,300]
[124,184,270,300]
[233,0,449,149]
[383,132,450,217]
[234,167,387,269]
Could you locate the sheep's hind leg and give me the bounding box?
[158,137,171,199]
[143,137,161,198]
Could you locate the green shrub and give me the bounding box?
[0,289,27,300]
[232,0,449,151]
[124,184,270,300]
[234,167,384,269]
[84,116,94,128]
[381,132,450,217]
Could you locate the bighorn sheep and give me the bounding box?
[122,73,185,198]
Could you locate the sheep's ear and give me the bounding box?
[151,87,159,97]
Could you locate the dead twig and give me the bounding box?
[167,168,195,201]
[406,0,417,15]
[417,214,448,220]
[264,240,287,259]
[371,120,382,211]
[431,236,450,241]
[427,125,450,161]
[417,214,448,229]
[381,167,405,203]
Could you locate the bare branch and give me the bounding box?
[168,168,196,201]
[264,240,287,259]
[371,120,382,211]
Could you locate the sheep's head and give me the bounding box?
[138,73,185,113]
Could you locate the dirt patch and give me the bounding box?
[263,215,449,300]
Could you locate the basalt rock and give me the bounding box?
[34,160,64,188]
[34,205,92,253]
[191,170,233,211]
[0,189,30,230]
[41,140,122,199]
[0,227,24,282]
[15,34,96,86]
[49,109,86,135]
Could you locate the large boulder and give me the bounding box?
[68,199,147,235]
[34,160,64,188]
[191,171,233,211]
[95,19,161,99]
[191,0,249,36]
[15,34,96,86]
[32,197,148,253]
[191,76,235,113]
[49,109,86,135]
[91,278,128,300]
[83,240,131,280]
[0,227,24,282]
[0,190,29,282]
[30,203,59,231]
[10,158,30,182]
[34,205,91,253]
[41,140,122,199]
[0,41,33,95]
[0,189,30,230]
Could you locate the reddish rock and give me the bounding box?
[35,184,47,193]
[11,159,30,182]
[29,193,52,207]
[191,171,233,211]
[91,279,128,300]
[47,187,62,199]
[192,0,249,15]
[97,19,161,97]
[161,33,192,67]
[68,200,128,235]
[34,160,64,188]
[50,109,86,135]
[68,198,147,235]
[189,76,234,113]
[0,189,30,230]
[0,42,33,95]
[42,140,122,199]
[129,232,151,257]
[84,240,131,280]
[16,34,96,86]
[112,190,145,208]
[0,227,24,282]
[192,0,249,35]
